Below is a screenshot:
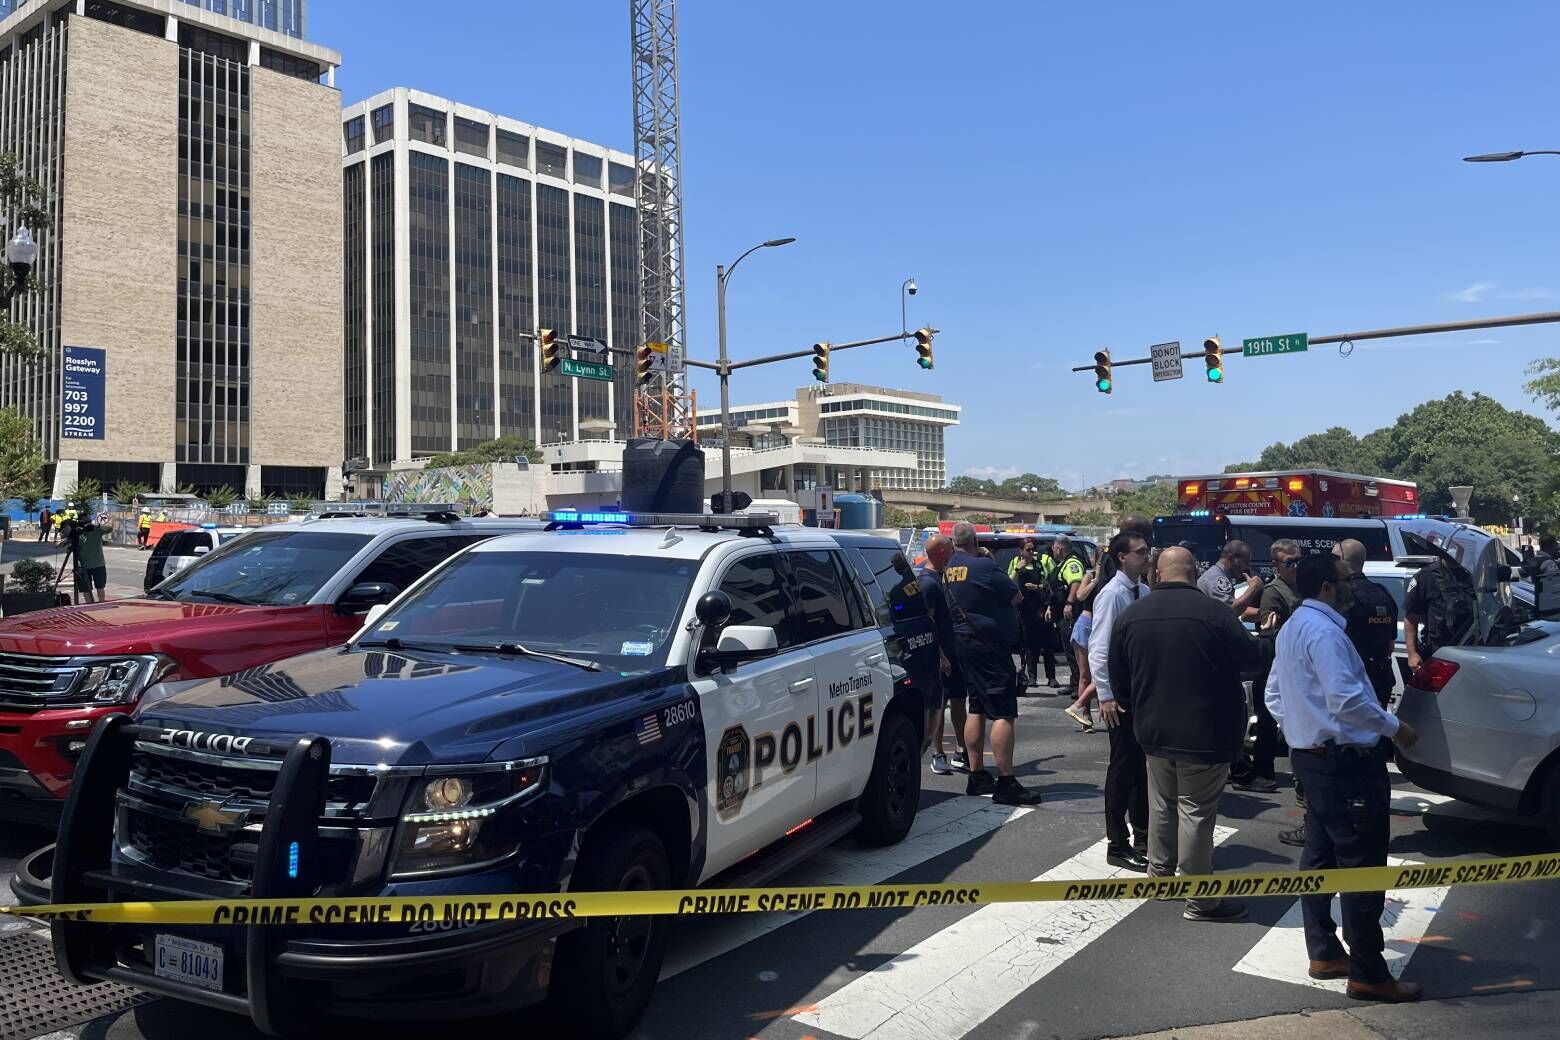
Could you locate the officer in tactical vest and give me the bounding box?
[1048,536,1088,690]
[1334,539,1398,707]
[1008,538,1057,687]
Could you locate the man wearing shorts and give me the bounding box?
[942,522,1042,806]
[70,515,109,604]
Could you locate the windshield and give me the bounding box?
[156,531,373,606]
[358,550,699,672]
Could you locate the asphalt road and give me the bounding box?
[2,691,1556,1040]
[1,538,151,603]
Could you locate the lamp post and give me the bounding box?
[1,224,37,308]
[1462,150,1560,163]
[715,236,795,512]
[900,277,917,336]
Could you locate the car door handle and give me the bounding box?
[866,653,886,665]
[788,678,815,693]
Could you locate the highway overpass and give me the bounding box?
[879,489,1113,523]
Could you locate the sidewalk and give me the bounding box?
[1111,990,1557,1040]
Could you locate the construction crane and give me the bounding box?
[629,0,696,440]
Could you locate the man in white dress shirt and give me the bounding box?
[1265,553,1422,1003]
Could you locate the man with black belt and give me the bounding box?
[943,522,1043,806]
[1009,539,1057,688]
[922,535,969,776]
[1088,529,1154,871]
[1048,536,1087,689]
[1236,538,1302,796]
[1265,553,1422,1003]
[1335,539,1399,708]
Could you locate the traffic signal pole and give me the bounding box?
[1070,308,1560,380]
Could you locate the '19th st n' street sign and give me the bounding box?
[1242,332,1308,357]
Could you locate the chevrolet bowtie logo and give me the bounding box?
[183,799,247,835]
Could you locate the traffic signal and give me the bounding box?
[913,327,934,370]
[538,329,559,373]
[811,341,830,382]
[1203,335,1223,383]
[1093,349,1112,394]
[636,344,655,385]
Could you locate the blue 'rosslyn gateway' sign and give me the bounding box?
[62,346,105,440]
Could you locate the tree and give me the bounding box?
[63,476,101,506]
[1526,357,1560,416]
[424,435,542,470]
[287,492,315,514]
[964,513,1000,526]
[0,407,44,502]
[1070,507,1115,527]
[17,481,47,523]
[109,480,153,506]
[998,473,1065,499]
[204,485,238,509]
[885,507,940,529]
[947,476,998,496]
[0,153,52,360]
[1110,483,1176,520]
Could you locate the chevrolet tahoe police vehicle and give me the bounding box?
[51,511,937,1038]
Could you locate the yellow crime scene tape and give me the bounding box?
[5,853,1556,929]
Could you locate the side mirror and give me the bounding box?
[695,590,732,628]
[336,581,399,615]
[191,545,210,556]
[716,625,778,655]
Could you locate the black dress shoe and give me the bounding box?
[1106,847,1150,873]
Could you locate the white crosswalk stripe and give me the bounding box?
[1233,856,1450,991]
[793,827,1236,1040]
[661,798,1034,979]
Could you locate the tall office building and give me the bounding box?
[2,0,303,37]
[341,89,640,470]
[695,383,960,492]
[0,0,343,498]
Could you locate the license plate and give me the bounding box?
[153,934,224,992]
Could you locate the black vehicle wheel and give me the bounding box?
[857,710,921,846]
[1541,770,1560,851]
[549,825,670,1039]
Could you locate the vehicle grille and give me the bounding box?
[126,808,256,882]
[0,652,87,711]
[131,746,278,801]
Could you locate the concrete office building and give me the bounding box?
[0,0,342,499]
[3,0,305,34]
[695,383,960,493]
[341,88,641,471]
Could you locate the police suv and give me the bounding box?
[51,511,937,1038]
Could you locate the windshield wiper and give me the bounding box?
[358,637,452,654]
[449,642,602,672]
[184,590,254,605]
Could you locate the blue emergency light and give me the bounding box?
[287,841,300,879]
[549,509,633,524]
[200,522,218,529]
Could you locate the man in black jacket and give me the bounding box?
[1108,547,1272,922]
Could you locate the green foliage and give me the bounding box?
[8,557,55,594]
[964,512,1000,525]
[424,436,542,470]
[998,474,1065,499]
[1070,507,1115,527]
[1239,392,1560,528]
[0,153,52,360]
[160,482,196,495]
[203,485,238,509]
[947,476,997,495]
[288,493,315,513]
[1526,357,1560,416]
[109,480,153,506]
[245,493,275,511]
[0,408,44,502]
[1110,483,1177,520]
[884,507,939,529]
[62,477,101,506]
[16,481,47,521]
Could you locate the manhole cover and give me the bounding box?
[0,930,152,1040]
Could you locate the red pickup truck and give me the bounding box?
[0,515,537,825]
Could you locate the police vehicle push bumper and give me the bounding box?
[52,715,572,1033]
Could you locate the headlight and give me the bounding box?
[389,760,547,878]
[74,655,177,706]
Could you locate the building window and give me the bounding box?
[609,203,639,434]
[408,152,451,457]
[408,103,447,148]
[497,129,529,169]
[536,141,567,179]
[536,183,572,442]
[259,48,322,82]
[177,49,252,467]
[371,104,395,144]
[454,117,489,159]
[454,164,494,449]
[343,116,364,154]
[573,194,607,426]
[496,174,535,440]
[261,465,326,499]
[573,153,602,189]
[86,1,167,36]
[370,153,396,466]
[343,162,367,464]
[609,161,634,196]
[179,23,248,61]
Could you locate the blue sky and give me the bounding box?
[315,1,1560,488]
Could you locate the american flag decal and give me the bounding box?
[636,713,663,746]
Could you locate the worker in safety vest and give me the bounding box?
[137,508,153,550]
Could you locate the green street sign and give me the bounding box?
[560,358,613,381]
[1242,332,1308,357]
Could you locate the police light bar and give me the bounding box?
[544,509,780,529]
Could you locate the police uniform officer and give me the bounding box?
[1008,539,1057,687]
[1334,539,1398,707]
[1049,537,1087,689]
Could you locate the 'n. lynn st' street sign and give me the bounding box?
[560,358,613,382]
[1242,332,1308,357]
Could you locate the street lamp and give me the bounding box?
[901,277,918,336]
[715,236,796,513]
[2,224,37,308]
[1462,150,1560,163]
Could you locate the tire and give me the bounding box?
[1541,770,1560,851]
[857,709,921,846]
[549,825,671,1039]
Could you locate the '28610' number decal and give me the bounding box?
[663,700,698,729]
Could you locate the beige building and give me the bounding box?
[0,0,342,500]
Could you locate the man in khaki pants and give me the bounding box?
[1106,547,1271,921]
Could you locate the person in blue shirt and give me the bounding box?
[920,535,969,776]
[1265,553,1422,1004]
[941,523,1041,806]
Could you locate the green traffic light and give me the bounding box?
[1095,378,1111,393]
[917,358,933,370]
[1207,368,1223,383]
[813,368,827,382]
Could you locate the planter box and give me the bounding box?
[2,591,63,617]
